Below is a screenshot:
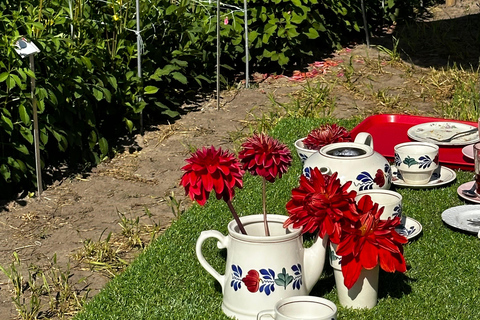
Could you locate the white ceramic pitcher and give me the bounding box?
[196,214,328,320]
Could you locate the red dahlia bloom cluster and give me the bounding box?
[303,124,352,150]
[283,168,357,244]
[180,146,244,205]
[238,134,292,182]
[285,169,408,289]
[336,195,407,289]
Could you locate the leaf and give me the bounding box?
[144,86,159,94]
[108,76,118,90]
[18,104,30,125]
[98,137,109,156]
[278,53,289,66]
[81,56,92,69]
[1,114,13,133]
[166,5,177,15]
[0,72,8,82]
[5,75,15,90]
[92,87,103,101]
[0,164,11,182]
[19,126,34,144]
[13,142,29,155]
[306,28,319,39]
[124,118,134,133]
[172,72,187,84]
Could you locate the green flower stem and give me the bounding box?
[226,200,247,235]
[263,178,270,236]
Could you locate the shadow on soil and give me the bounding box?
[373,12,480,69]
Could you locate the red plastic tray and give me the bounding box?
[350,114,476,171]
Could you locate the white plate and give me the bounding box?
[396,217,422,240]
[391,165,456,188]
[407,122,479,146]
[462,144,474,160]
[442,205,480,234]
[456,181,480,204]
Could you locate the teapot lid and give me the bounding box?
[319,142,374,159]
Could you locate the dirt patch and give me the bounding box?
[0,2,478,318]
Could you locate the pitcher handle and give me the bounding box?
[196,230,228,290]
[257,310,275,319]
[354,132,373,149]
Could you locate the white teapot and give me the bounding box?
[303,132,392,191]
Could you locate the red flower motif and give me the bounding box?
[242,270,261,292]
[180,146,244,206]
[303,124,352,150]
[335,195,408,289]
[283,168,358,244]
[373,169,385,187]
[238,134,292,182]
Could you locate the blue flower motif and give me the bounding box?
[230,264,243,291]
[356,171,375,191]
[259,269,276,296]
[291,264,303,290]
[299,153,309,164]
[303,167,312,179]
[385,163,392,184]
[394,153,402,167]
[418,155,433,169]
[393,204,402,218]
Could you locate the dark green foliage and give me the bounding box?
[0,0,421,197]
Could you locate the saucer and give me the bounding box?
[391,165,456,188]
[396,217,422,240]
[462,144,474,160]
[442,205,480,234]
[457,181,480,204]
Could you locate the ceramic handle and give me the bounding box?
[354,132,373,149]
[195,230,228,290]
[256,310,275,319]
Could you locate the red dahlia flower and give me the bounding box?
[180,146,244,205]
[239,134,292,236]
[335,195,408,289]
[238,134,292,182]
[283,168,358,244]
[303,124,352,150]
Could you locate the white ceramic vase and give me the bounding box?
[196,214,329,320]
[329,244,379,309]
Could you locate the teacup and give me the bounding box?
[394,142,439,185]
[355,189,403,224]
[257,296,337,320]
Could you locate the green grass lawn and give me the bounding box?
[74,117,480,319]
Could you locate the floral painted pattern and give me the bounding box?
[395,153,437,169]
[303,165,389,191]
[230,264,303,295]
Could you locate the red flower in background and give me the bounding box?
[303,124,352,150]
[238,134,292,182]
[335,195,408,289]
[242,270,261,292]
[180,146,244,205]
[283,168,358,244]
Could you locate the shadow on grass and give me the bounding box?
[378,268,415,299]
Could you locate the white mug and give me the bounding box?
[257,296,337,320]
[355,189,402,222]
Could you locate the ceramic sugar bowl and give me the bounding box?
[303,132,392,191]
